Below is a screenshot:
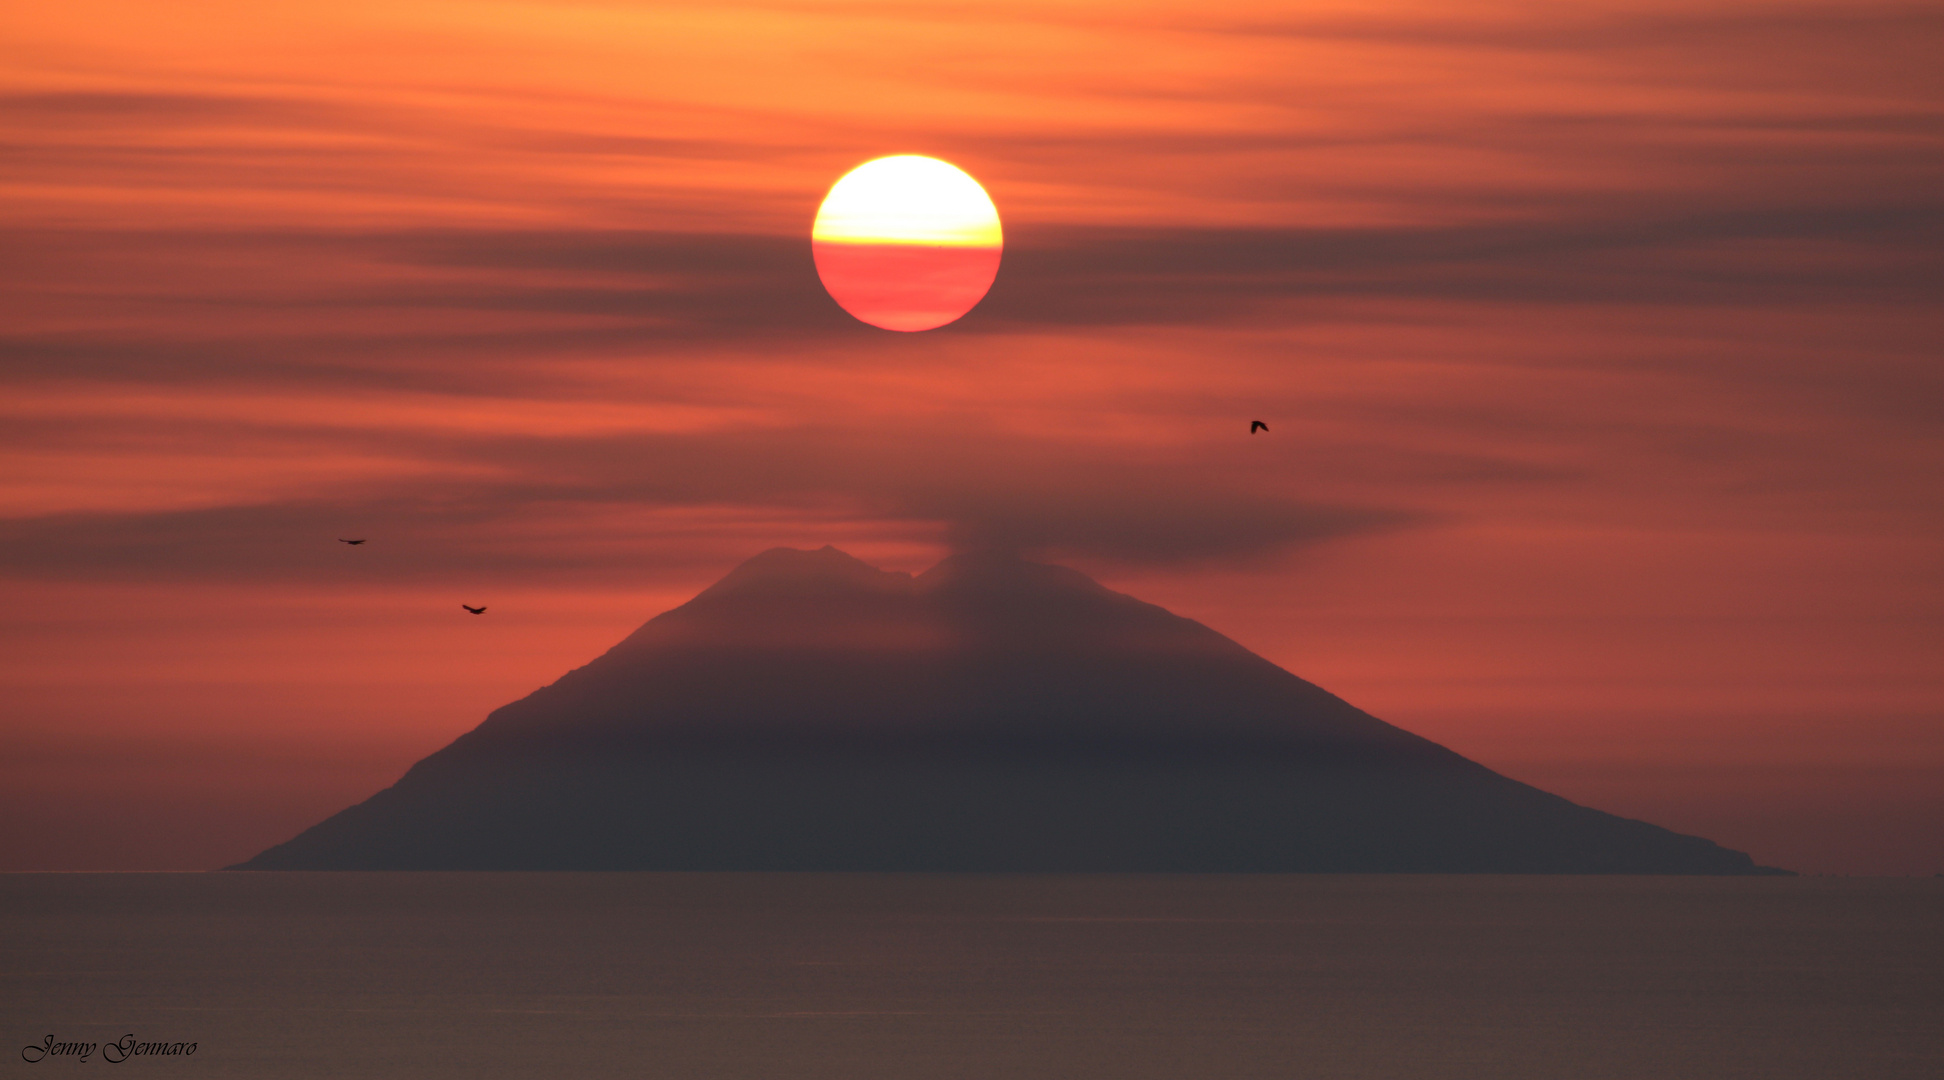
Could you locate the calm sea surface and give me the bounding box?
[4,874,1938,1079]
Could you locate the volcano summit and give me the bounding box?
[236,547,1782,873]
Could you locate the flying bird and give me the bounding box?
[462,604,487,615]
[1249,420,1268,434]
[338,538,367,545]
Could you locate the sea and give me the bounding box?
[4,874,1938,1079]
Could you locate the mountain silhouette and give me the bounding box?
[234,546,1786,873]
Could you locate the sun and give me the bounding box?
[812,155,1003,332]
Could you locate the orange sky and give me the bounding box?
[3,0,1940,873]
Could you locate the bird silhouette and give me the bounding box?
[1250,420,1268,434]
[338,538,367,545]
[462,604,487,615]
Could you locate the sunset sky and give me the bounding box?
[3,0,1938,874]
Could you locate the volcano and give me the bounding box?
[234,547,1783,873]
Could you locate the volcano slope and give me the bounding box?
[236,547,1783,873]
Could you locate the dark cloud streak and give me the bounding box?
[0,431,1419,584]
[4,192,1936,387]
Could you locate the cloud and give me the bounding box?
[1224,5,1944,56]
[0,414,1425,584]
[2,0,1936,586]
[935,491,1413,564]
[6,190,1937,388]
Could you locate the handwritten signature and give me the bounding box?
[22,1035,197,1063]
